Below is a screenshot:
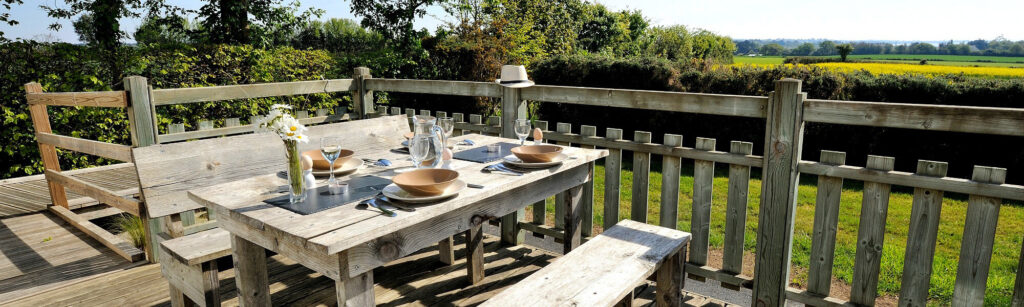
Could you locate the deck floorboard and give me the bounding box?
[0,164,139,217]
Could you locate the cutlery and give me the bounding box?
[459,139,475,146]
[467,183,485,189]
[374,194,415,212]
[362,197,397,216]
[362,158,392,167]
[483,164,523,176]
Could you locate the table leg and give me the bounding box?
[438,237,455,265]
[466,222,485,284]
[231,234,270,307]
[562,183,585,254]
[335,269,374,306]
[656,249,685,307]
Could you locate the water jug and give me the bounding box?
[411,115,445,168]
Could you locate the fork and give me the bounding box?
[483,164,523,176]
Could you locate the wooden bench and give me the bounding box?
[134,115,411,306]
[482,220,691,307]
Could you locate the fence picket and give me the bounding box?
[899,160,949,306]
[953,166,1007,306]
[807,150,847,297]
[168,123,185,134]
[851,155,896,305]
[630,131,652,223]
[532,121,549,226]
[722,141,754,286]
[604,128,623,229]
[580,125,597,237]
[689,137,716,276]
[554,123,572,229]
[660,134,683,228]
[453,113,466,136]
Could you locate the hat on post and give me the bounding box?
[495,65,534,88]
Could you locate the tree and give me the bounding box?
[815,40,836,56]
[790,42,815,56]
[351,0,446,51]
[733,40,759,54]
[0,0,23,41]
[759,43,784,56]
[195,0,322,46]
[836,43,854,61]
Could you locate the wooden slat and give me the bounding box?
[26,91,127,107]
[659,134,683,228]
[562,182,585,254]
[542,130,763,167]
[899,160,948,306]
[630,131,652,223]
[160,228,231,266]
[603,128,623,229]
[157,114,353,143]
[579,125,597,237]
[364,79,501,97]
[685,264,754,289]
[804,98,1024,136]
[953,166,1007,306]
[520,85,768,118]
[798,161,1024,201]
[26,83,69,208]
[807,150,847,297]
[1014,238,1024,307]
[752,79,805,306]
[44,170,141,216]
[532,121,550,225]
[481,220,691,307]
[785,287,855,307]
[231,234,271,305]
[49,205,144,262]
[554,123,572,229]
[722,141,754,279]
[850,155,895,305]
[36,132,132,162]
[150,79,353,105]
[690,137,716,271]
[466,222,484,284]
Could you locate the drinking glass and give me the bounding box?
[438,117,455,147]
[410,135,433,169]
[514,119,531,145]
[320,137,343,193]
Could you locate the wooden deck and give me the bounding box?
[0,164,139,217]
[0,212,734,307]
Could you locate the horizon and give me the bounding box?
[1,0,1022,43]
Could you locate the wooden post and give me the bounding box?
[579,125,597,237]
[850,155,895,305]
[500,86,526,138]
[25,83,69,208]
[689,137,716,278]
[563,182,586,254]
[500,208,525,246]
[604,128,624,229]
[232,234,270,306]
[659,134,683,229]
[806,150,846,298]
[722,141,754,286]
[466,217,485,284]
[899,160,948,306]
[952,166,1007,306]
[656,249,685,307]
[336,251,375,307]
[752,78,805,307]
[352,67,373,118]
[124,75,165,264]
[1013,238,1024,307]
[554,123,572,229]
[630,131,652,223]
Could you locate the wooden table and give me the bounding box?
[188,133,607,306]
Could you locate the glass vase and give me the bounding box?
[284,140,306,203]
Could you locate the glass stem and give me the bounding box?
[328,161,336,185]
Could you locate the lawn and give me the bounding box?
[733,56,785,65]
[532,161,1024,305]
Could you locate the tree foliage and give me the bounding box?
[836,43,854,61]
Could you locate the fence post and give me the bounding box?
[352,67,374,118]
[499,84,526,245]
[124,75,163,263]
[25,82,70,208]
[752,78,805,306]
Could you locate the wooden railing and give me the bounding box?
[27,68,1024,306]
[361,77,1024,307]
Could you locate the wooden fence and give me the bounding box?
[27,67,1024,306]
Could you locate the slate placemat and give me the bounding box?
[265,175,392,215]
[452,142,519,163]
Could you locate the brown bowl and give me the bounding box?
[510,145,563,163]
[302,149,354,170]
[392,169,459,196]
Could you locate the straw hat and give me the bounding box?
[495,65,535,88]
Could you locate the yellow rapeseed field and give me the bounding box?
[812,62,1024,78]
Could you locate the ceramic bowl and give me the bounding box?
[392,169,460,196]
[510,145,563,163]
[302,149,354,170]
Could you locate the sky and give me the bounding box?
[2,0,1022,43]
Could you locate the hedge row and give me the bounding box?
[531,55,1024,183]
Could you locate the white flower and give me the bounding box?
[253,104,307,143]
[270,104,292,110]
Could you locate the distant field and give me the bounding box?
[733,54,1024,68]
[814,62,1024,78]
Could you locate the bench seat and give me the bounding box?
[159,228,231,307]
[482,220,691,307]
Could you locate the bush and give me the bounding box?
[532,55,1024,183]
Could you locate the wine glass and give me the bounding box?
[438,117,454,147]
[514,119,531,145]
[320,137,344,193]
[410,135,432,169]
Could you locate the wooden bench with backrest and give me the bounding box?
[481,220,691,307]
[131,115,410,307]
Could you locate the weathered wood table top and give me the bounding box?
[188,131,607,306]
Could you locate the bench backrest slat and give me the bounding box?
[132,115,410,218]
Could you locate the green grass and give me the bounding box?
[535,162,1024,305]
[733,54,1024,68]
[733,56,785,65]
[112,213,146,248]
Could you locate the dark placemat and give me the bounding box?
[265,175,392,215]
[452,142,519,163]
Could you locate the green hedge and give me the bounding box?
[0,43,348,179]
[532,55,1024,183]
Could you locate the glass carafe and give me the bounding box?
[412,115,445,168]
